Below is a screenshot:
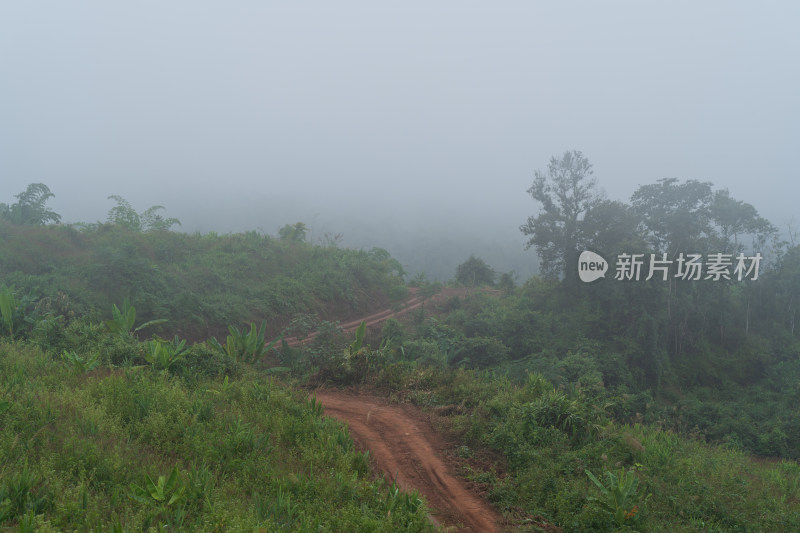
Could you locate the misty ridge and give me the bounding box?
[1,144,791,288]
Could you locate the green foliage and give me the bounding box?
[61,349,100,373]
[0,467,52,523]
[0,285,20,339]
[204,375,231,395]
[144,337,188,370]
[498,271,516,292]
[106,195,141,231]
[767,460,800,504]
[168,344,243,382]
[630,178,715,254]
[292,320,393,385]
[455,255,496,287]
[710,188,776,252]
[129,466,186,507]
[252,486,298,529]
[372,356,800,531]
[381,318,406,344]
[385,482,425,517]
[278,221,308,242]
[0,224,406,342]
[453,336,510,369]
[369,247,406,278]
[0,284,41,340]
[0,183,61,226]
[513,386,605,444]
[430,265,800,460]
[284,313,321,341]
[338,321,375,383]
[0,339,433,531]
[349,320,367,355]
[140,205,182,233]
[408,272,428,288]
[210,321,281,364]
[585,467,649,529]
[580,199,646,260]
[305,321,382,385]
[106,195,181,232]
[104,298,167,337]
[419,280,442,301]
[631,179,776,255]
[104,300,135,336]
[520,150,600,283]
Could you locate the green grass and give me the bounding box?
[0,340,433,531]
[368,363,800,532]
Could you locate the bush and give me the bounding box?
[453,336,510,369]
[381,318,406,345]
[170,344,243,381]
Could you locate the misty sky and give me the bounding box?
[2,2,798,276]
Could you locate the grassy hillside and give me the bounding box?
[0,221,427,530]
[0,339,432,531]
[369,363,800,532]
[2,216,800,531]
[0,221,406,341]
[288,291,800,532]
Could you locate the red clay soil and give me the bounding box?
[291,287,512,530]
[312,388,504,532]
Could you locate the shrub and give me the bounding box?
[453,336,510,369]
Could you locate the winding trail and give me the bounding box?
[283,287,487,347]
[288,287,507,531]
[312,389,502,532]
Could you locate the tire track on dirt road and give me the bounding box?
[312,389,503,533]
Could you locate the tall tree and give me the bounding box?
[631,179,777,359]
[0,183,61,226]
[630,178,715,254]
[455,255,495,287]
[520,150,601,285]
[581,199,646,257]
[709,188,775,253]
[631,178,775,258]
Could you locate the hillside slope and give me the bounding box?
[0,222,406,341]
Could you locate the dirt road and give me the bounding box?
[283,287,486,347]
[292,287,508,530]
[312,389,503,532]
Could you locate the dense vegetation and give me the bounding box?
[275,148,800,531]
[0,337,432,531]
[269,283,800,531]
[1,177,799,531]
[0,215,406,342]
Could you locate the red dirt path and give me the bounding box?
[298,287,507,531]
[312,388,503,532]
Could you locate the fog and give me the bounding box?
[2,2,798,279]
